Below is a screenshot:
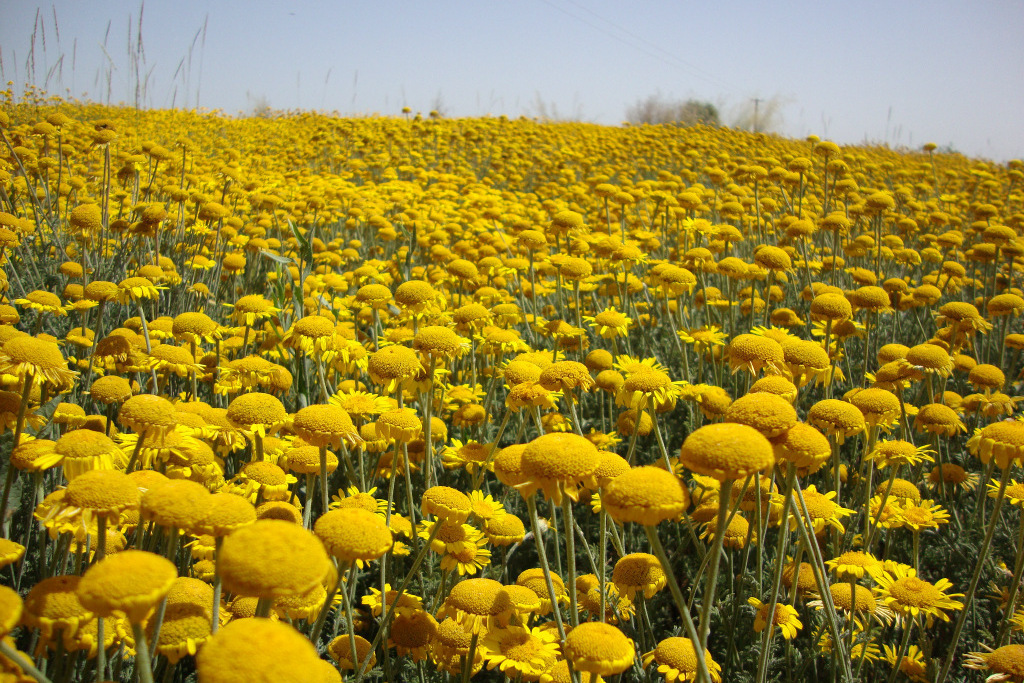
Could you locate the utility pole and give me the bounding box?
[752,97,762,132]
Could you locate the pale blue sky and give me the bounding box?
[2,0,1022,161]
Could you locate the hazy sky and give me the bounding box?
[3,0,1022,161]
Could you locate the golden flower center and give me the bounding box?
[501,632,542,660]
[903,508,931,525]
[889,577,942,607]
[802,492,834,520]
[436,522,469,544]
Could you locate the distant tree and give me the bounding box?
[245,91,274,118]
[625,93,719,127]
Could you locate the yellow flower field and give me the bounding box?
[0,89,1020,683]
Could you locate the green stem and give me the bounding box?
[599,507,608,623]
[561,487,579,628]
[211,537,223,634]
[756,464,796,683]
[131,622,156,683]
[791,479,853,682]
[302,473,315,529]
[525,495,565,640]
[355,522,441,682]
[0,640,52,683]
[996,514,1024,646]
[885,616,915,683]
[319,445,330,520]
[935,465,1013,682]
[697,478,734,653]
[644,525,711,683]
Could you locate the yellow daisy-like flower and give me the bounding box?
[0,336,78,392]
[439,533,492,576]
[517,432,599,505]
[330,485,391,516]
[792,485,855,534]
[873,565,963,625]
[362,583,423,617]
[563,621,635,676]
[642,636,722,683]
[747,597,802,639]
[281,314,335,355]
[14,290,68,316]
[678,326,728,352]
[481,625,561,680]
[419,519,482,556]
[826,551,884,581]
[116,276,165,304]
[728,333,786,377]
[616,368,687,411]
[808,584,894,626]
[436,577,505,635]
[988,478,1024,507]
[468,490,507,524]
[506,381,562,412]
[584,307,632,339]
[613,552,667,600]
[969,421,1024,470]
[882,644,929,683]
[896,499,950,532]
[870,440,934,469]
[388,609,438,662]
[927,464,979,493]
[963,644,1025,683]
[228,294,280,327]
[441,438,493,474]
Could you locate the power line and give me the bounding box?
[537,0,738,94]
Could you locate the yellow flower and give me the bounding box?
[116,276,165,303]
[963,644,1025,683]
[642,636,722,683]
[563,621,635,676]
[678,326,727,352]
[613,553,666,600]
[481,626,560,679]
[896,499,950,532]
[792,484,855,534]
[988,478,1024,507]
[883,644,928,683]
[870,440,934,468]
[873,565,963,625]
[584,307,632,339]
[517,432,599,504]
[826,551,883,581]
[747,597,802,639]
[439,533,491,576]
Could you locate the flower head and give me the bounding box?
[643,636,722,683]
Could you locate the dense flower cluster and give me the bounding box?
[0,90,1018,683]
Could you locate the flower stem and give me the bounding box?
[996,514,1024,647]
[560,487,579,628]
[791,478,853,682]
[525,494,565,641]
[697,478,734,653]
[0,640,52,683]
[131,622,156,683]
[211,537,223,634]
[355,522,441,682]
[644,525,711,683]
[935,464,1012,682]
[756,463,796,683]
[885,615,915,683]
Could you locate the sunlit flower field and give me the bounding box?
[0,88,1020,683]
